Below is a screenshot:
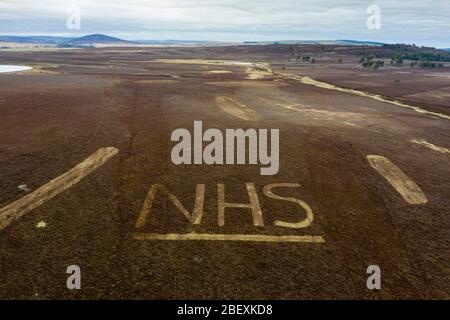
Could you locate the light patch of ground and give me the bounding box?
[358,73,384,77]
[425,73,450,79]
[411,139,450,155]
[207,81,285,87]
[279,103,364,120]
[153,59,274,80]
[101,49,151,53]
[35,220,47,228]
[367,155,428,205]
[153,59,253,67]
[134,79,179,84]
[280,72,450,120]
[246,63,274,80]
[0,147,118,231]
[277,103,376,131]
[209,70,232,74]
[215,96,263,121]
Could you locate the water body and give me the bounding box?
[0,65,32,73]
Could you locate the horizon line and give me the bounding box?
[0,33,448,49]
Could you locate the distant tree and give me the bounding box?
[391,53,404,65]
[373,60,384,70]
[360,54,384,69]
[418,61,443,68]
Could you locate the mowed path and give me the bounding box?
[0,50,448,299]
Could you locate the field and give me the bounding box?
[0,45,449,299]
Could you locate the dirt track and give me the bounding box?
[0,46,449,299]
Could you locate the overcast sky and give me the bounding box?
[0,0,449,47]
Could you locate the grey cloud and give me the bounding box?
[0,0,448,47]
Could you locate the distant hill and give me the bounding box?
[0,35,73,44]
[336,39,384,46]
[0,35,391,48]
[242,39,384,46]
[0,34,131,47]
[135,39,225,45]
[66,34,131,46]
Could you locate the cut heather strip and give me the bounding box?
[367,155,428,205]
[0,147,119,231]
